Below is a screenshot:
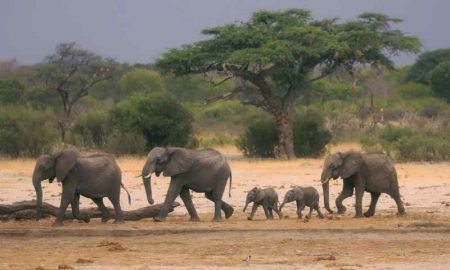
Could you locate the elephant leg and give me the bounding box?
[364,192,381,217]
[268,207,274,220]
[205,192,234,219]
[393,192,406,216]
[71,193,90,223]
[54,182,76,226]
[155,180,183,222]
[306,206,313,219]
[180,188,200,222]
[336,181,354,214]
[313,202,324,219]
[296,200,304,219]
[272,203,283,219]
[109,195,124,223]
[248,204,259,220]
[92,198,111,222]
[263,205,271,220]
[354,185,364,218]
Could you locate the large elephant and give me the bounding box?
[321,151,405,218]
[33,149,130,226]
[140,147,233,222]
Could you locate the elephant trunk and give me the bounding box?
[279,202,286,212]
[321,169,333,214]
[243,200,250,212]
[32,169,43,220]
[142,160,155,205]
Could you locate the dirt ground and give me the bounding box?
[1,145,450,270]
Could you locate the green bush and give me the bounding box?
[394,82,433,100]
[237,118,278,158]
[69,110,110,148]
[109,93,193,149]
[237,110,332,158]
[293,110,332,157]
[104,130,147,155]
[361,125,450,162]
[24,86,60,111]
[0,79,25,104]
[0,106,58,157]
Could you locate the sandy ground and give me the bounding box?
[1,145,450,269]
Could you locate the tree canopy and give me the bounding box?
[407,48,450,84]
[156,9,421,158]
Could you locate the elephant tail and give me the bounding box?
[121,182,132,205]
[228,173,232,198]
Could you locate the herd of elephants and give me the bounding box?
[32,147,405,226]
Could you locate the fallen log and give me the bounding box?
[0,200,180,221]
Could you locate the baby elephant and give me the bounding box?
[243,187,282,220]
[279,187,324,219]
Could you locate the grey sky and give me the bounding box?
[1,0,449,65]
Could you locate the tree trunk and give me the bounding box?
[0,200,180,221]
[274,111,296,159]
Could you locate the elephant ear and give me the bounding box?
[54,150,78,182]
[163,148,194,177]
[255,189,265,203]
[339,152,362,179]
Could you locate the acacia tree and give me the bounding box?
[39,43,117,141]
[156,9,420,159]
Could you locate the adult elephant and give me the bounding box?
[33,149,130,226]
[140,147,233,222]
[321,151,405,218]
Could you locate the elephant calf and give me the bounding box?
[243,187,282,220]
[279,187,324,219]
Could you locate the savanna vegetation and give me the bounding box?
[0,9,449,161]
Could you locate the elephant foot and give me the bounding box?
[337,207,346,215]
[364,211,374,217]
[101,216,112,223]
[305,215,311,220]
[318,215,324,219]
[212,217,223,222]
[224,207,234,219]
[354,214,364,218]
[189,216,201,222]
[52,221,64,227]
[397,211,406,217]
[247,217,253,221]
[153,216,166,222]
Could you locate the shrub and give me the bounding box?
[293,110,332,157]
[394,82,433,100]
[237,118,278,158]
[0,106,58,157]
[104,130,147,155]
[69,110,110,148]
[119,69,165,99]
[237,110,332,158]
[0,79,25,104]
[23,86,60,111]
[109,93,193,149]
[361,125,450,162]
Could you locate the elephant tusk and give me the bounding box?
[143,173,152,179]
[321,178,330,184]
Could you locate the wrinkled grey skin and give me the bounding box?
[321,151,405,218]
[243,187,282,220]
[279,187,324,219]
[141,147,233,222]
[33,150,130,226]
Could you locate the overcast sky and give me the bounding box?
[1,0,449,66]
